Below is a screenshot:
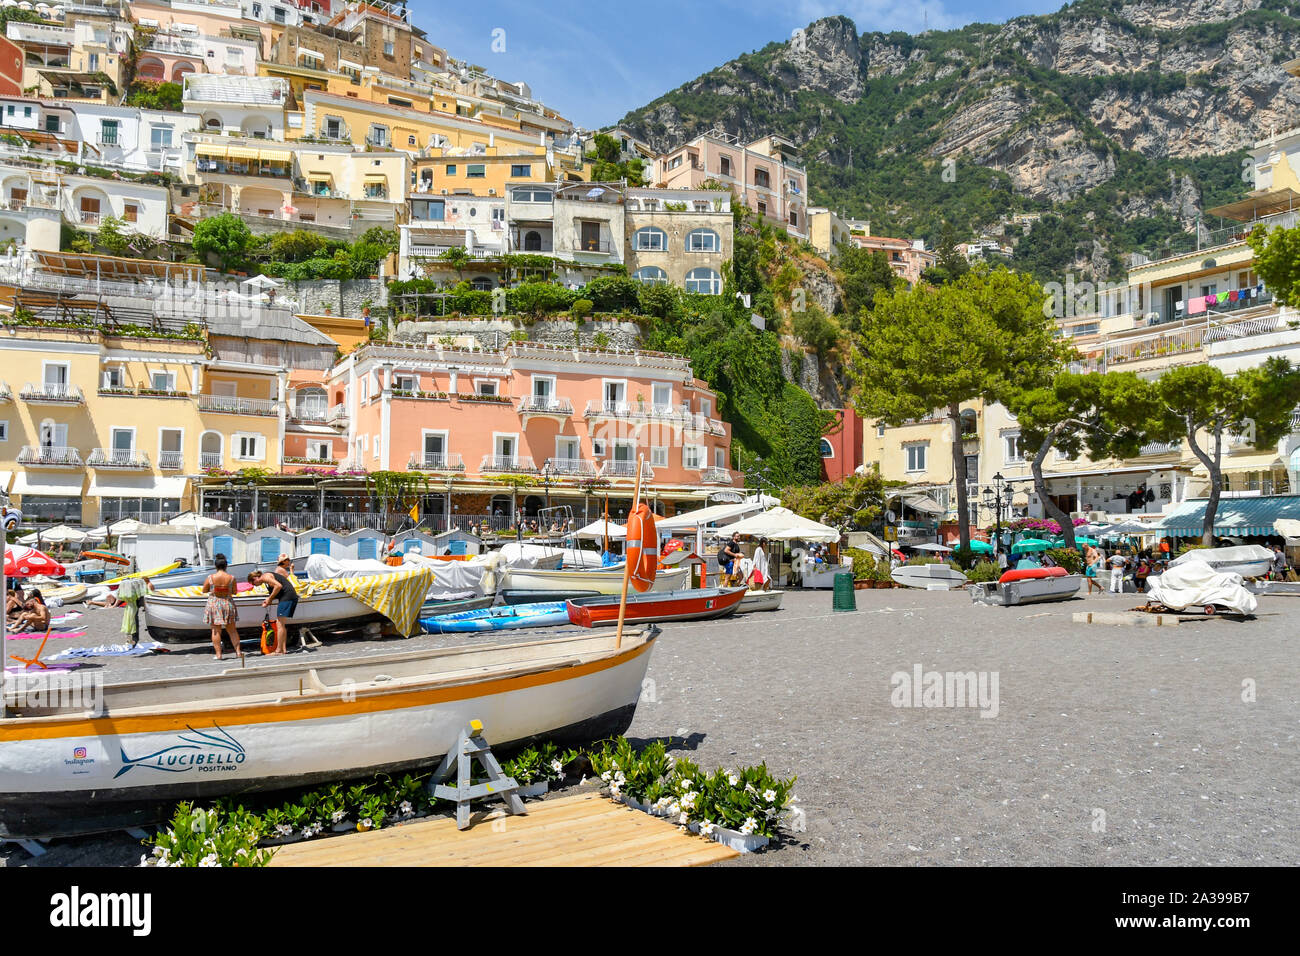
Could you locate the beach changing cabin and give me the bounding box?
[343,528,388,561]
[202,527,248,565]
[433,528,482,556]
[245,527,296,565]
[390,529,441,557]
[294,527,348,559]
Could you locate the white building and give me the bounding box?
[64,104,198,174]
[183,74,288,140]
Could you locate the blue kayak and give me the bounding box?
[419,601,570,634]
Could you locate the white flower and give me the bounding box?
[680,791,697,810]
[728,773,739,786]
[600,771,611,782]
[360,818,373,829]
[138,854,148,867]
[400,801,413,815]
[667,801,681,816]
[198,853,221,867]
[739,817,757,836]
[331,809,346,823]
[550,759,563,774]
[678,812,689,825]
[699,821,715,837]
[763,789,777,803]
[275,823,292,836]
[236,848,248,857]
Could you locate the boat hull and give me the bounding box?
[0,630,657,838]
[969,574,1082,606]
[736,589,784,613]
[144,590,380,643]
[892,564,968,590]
[420,601,570,633]
[504,566,688,594]
[567,587,745,626]
[498,588,601,606]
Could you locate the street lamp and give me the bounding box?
[982,472,1006,560]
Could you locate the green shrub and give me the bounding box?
[965,561,1002,583]
[508,282,574,316]
[1045,548,1082,573]
[638,283,680,318]
[570,298,593,320]
[583,276,640,312]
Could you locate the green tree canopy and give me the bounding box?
[835,245,900,332]
[1248,223,1300,306]
[851,265,1067,549]
[1147,358,1300,544]
[780,471,892,531]
[126,80,182,112]
[587,133,647,186]
[1009,371,1154,549]
[192,213,253,273]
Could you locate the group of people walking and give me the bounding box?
[719,533,771,589]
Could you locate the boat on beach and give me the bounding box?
[968,566,1082,606]
[498,588,602,606]
[1169,545,1274,579]
[505,565,688,594]
[145,567,436,643]
[566,586,746,626]
[0,627,659,838]
[419,601,570,634]
[891,564,969,590]
[736,589,784,613]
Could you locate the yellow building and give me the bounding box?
[0,323,282,526]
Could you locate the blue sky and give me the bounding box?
[410,0,1064,129]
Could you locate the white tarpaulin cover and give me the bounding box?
[1275,518,1300,542]
[167,513,227,531]
[1169,545,1273,577]
[1145,561,1258,614]
[306,553,487,599]
[717,507,841,544]
[573,519,626,540]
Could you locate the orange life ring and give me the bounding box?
[624,503,659,593]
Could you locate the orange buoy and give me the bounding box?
[624,503,659,593]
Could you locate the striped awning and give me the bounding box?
[1157,495,1300,537]
[227,146,260,161]
[195,143,228,159]
[258,148,292,163]
[307,172,332,182]
[364,174,388,183]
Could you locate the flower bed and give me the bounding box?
[588,737,796,852]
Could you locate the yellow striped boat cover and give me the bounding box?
[158,568,436,635]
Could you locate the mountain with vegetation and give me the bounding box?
[615,0,1300,281]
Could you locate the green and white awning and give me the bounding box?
[1157,495,1300,537]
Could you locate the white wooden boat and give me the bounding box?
[736,589,784,613]
[503,565,688,594]
[969,568,1082,606]
[891,564,968,590]
[1169,545,1273,579]
[0,627,659,838]
[145,588,381,643]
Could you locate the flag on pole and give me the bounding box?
[409,501,419,523]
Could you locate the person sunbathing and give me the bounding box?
[13,590,50,633]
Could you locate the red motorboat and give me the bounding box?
[566,587,747,627]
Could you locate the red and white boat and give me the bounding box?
[566,587,747,627]
[969,566,1082,606]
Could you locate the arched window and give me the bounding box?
[685,267,721,295]
[819,438,834,458]
[523,230,542,251]
[686,228,719,253]
[632,266,667,285]
[633,227,667,252]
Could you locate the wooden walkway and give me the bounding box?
[269,791,741,867]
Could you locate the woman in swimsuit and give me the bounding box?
[202,554,242,660]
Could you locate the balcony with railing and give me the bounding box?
[200,451,224,468]
[0,382,10,402]
[17,445,82,467]
[571,238,614,254]
[480,454,537,474]
[21,383,84,404]
[289,405,328,423]
[600,460,654,480]
[197,394,280,416]
[683,413,727,437]
[407,452,465,472]
[700,466,733,485]
[543,457,596,477]
[87,447,151,469]
[327,404,349,424]
[1137,440,1182,457]
[158,450,185,470]
[518,396,573,420]
[584,400,692,424]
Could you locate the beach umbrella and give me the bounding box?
[1098,521,1150,538]
[910,542,952,553]
[1072,536,1100,547]
[1011,538,1053,554]
[966,540,994,554]
[167,513,227,531]
[573,519,627,540]
[109,517,144,535]
[35,524,88,544]
[4,545,65,578]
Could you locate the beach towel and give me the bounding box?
[5,661,81,672]
[51,612,83,625]
[8,630,87,640]
[50,641,165,660]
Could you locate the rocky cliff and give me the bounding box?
[616,0,1300,279]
